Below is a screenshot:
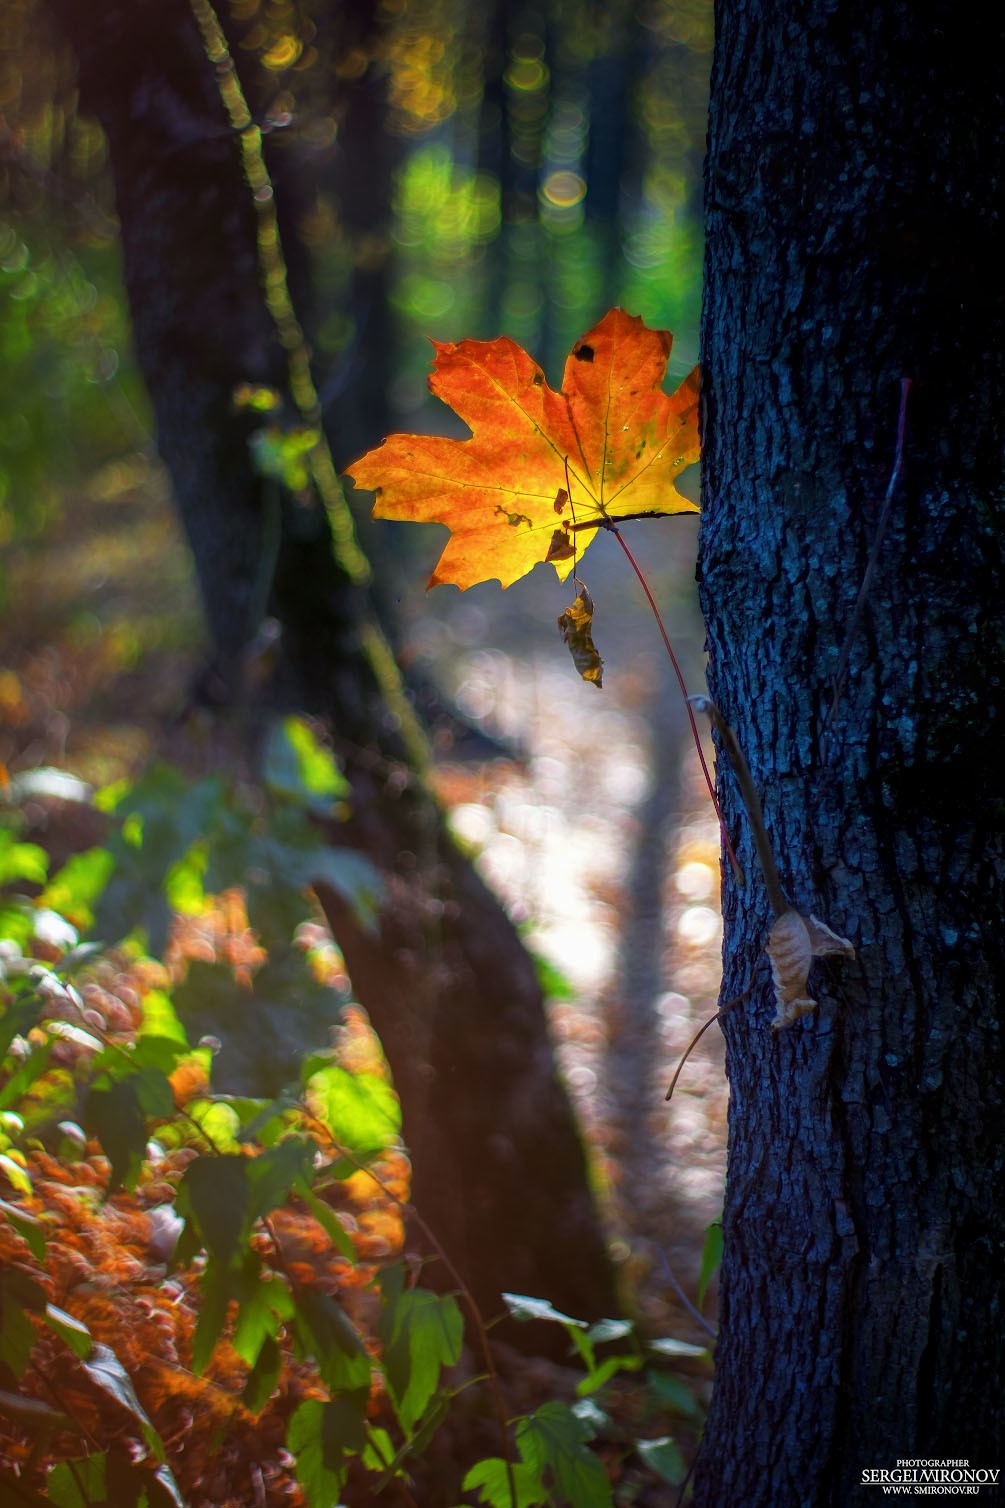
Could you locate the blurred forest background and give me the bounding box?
[1,0,725,1336]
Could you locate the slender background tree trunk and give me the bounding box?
[694,5,1004,1503]
[46,0,617,1330]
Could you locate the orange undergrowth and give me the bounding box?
[0,893,411,1507]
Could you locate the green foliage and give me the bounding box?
[303,1059,401,1159]
[84,1070,173,1192]
[518,1402,614,1507]
[288,1397,367,1506]
[378,1264,464,1433]
[46,1453,184,1508]
[249,425,320,494]
[465,1402,613,1508]
[1,768,706,1504]
[264,715,350,813]
[79,728,379,958]
[500,1292,706,1495]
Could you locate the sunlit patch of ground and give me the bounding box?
[427,624,727,1341]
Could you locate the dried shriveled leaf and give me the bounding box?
[766,909,855,1030]
[557,586,604,688]
[347,308,699,590]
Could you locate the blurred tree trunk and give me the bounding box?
[46,0,616,1327]
[695,4,1004,1502]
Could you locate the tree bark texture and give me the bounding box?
[694,6,1005,1503]
[47,0,616,1328]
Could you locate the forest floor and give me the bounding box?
[1,449,728,1350]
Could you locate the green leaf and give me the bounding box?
[41,846,114,933]
[104,1035,188,1080]
[645,1370,702,1420]
[296,1181,356,1261]
[585,1318,634,1345]
[404,1389,451,1460]
[362,1425,398,1473]
[44,1304,92,1360]
[47,1451,184,1508]
[245,812,384,937]
[566,1325,595,1374]
[249,424,319,492]
[185,1099,243,1153]
[45,1455,106,1508]
[463,1458,546,1508]
[0,1271,43,1379]
[0,1198,45,1260]
[85,1072,171,1192]
[232,1268,294,1368]
[571,1397,612,1435]
[190,1255,232,1375]
[502,1292,587,1328]
[517,1402,613,1508]
[0,1036,54,1116]
[178,1155,250,1269]
[264,716,349,813]
[647,1337,709,1360]
[0,902,32,953]
[304,1063,400,1158]
[244,1138,315,1222]
[0,833,48,886]
[139,989,188,1046]
[294,1289,372,1396]
[636,1435,686,1486]
[82,1343,167,1462]
[0,1151,33,1197]
[377,1269,463,1433]
[164,841,207,914]
[91,768,224,953]
[288,1396,366,1508]
[697,1220,723,1308]
[242,1333,282,1413]
[575,1353,642,1398]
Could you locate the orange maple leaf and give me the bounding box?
[346,307,700,590]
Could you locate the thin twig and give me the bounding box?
[663,980,754,1104]
[664,1011,721,1104]
[608,525,741,881]
[689,697,786,918]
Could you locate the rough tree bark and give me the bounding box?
[694,4,1004,1503]
[46,0,616,1327]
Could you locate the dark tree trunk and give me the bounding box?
[694,5,1005,1503]
[47,0,616,1328]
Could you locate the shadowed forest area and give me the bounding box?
[1,2,728,1504]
